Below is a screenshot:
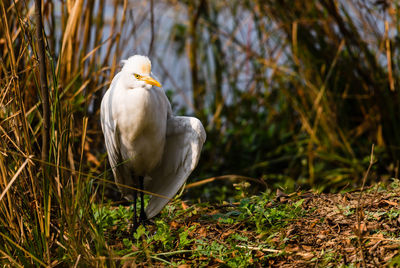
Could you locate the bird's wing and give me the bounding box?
[145,116,206,218]
[100,73,123,189]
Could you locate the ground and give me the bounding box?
[95,181,400,267]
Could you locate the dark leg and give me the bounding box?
[139,176,147,224]
[132,189,138,232]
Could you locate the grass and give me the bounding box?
[56,180,400,266]
[85,189,306,266]
[1,0,400,266]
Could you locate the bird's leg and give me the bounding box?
[132,188,138,232]
[139,176,147,224]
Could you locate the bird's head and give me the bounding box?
[120,55,162,89]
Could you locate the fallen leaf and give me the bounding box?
[382,200,399,207]
[368,240,382,254]
[316,234,326,240]
[300,252,314,260]
[215,258,225,263]
[384,250,399,262]
[181,201,189,210]
[198,227,207,238]
[286,227,297,236]
[170,221,179,229]
[221,229,234,239]
[255,250,264,258]
[209,210,219,215]
[122,260,137,268]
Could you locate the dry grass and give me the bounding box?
[0,0,399,266]
[0,0,133,265]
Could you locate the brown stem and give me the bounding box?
[34,0,50,171]
[188,0,206,115]
[355,144,375,268]
[148,0,155,56]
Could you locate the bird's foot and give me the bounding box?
[130,220,139,236]
[130,215,149,236]
[139,211,148,225]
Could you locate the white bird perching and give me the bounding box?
[100,55,206,228]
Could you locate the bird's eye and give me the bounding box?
[134,74,141,79]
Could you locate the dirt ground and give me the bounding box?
[176,185,400,267]
[111,183,400,267]
[268,187,400,267]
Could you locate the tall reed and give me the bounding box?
[0,0,132,265]
[0,0,399,265]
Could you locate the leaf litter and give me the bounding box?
[103,181,400,267]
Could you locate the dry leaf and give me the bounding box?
[221,229,234,239]
[382,200,399,207]
[198,227,207,238]
[170,221,179,229]
[181,201,189,210]
[300,252,315,260]
[215,258,225,263]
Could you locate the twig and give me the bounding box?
[355,144,375,268]
[0,248,23,268]
[237,245,312,258]
[369,182,381,208]
[148,0,155,56]
[154,250,194,256]
[384,21,395,91]
[150,255,171,265]
[0,232,46,267]
[0,149,171,200]
[0,157,31,202]
[185,174,267,189]
[34,0,50,171]
[155,56,194,110]
[364,237,400,243]
[72,255,81,268]
[188,0,207,114]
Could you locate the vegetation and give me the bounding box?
[1,0,400,266]
[88,180,400,266]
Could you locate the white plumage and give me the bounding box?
[100,55,206,219]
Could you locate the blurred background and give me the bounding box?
[2,0,400,265]
[1,0,400,202]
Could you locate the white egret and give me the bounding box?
[100,55,206,228]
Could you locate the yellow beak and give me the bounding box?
[141,76,162,87]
